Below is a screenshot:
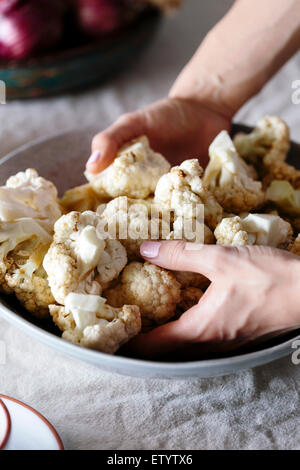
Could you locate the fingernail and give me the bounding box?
[87,150,101,165]
[140,242,162,258]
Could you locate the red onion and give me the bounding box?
[0,1,65,60]
[76,0,142,37]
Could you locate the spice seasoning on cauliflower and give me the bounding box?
[49,293,141,354]
[154,159,223,230]
[204,131,264,213]
[233,116,290,169]
[104,261,181,325]
[85,136,170,199]
[262,161,300,190]
[60,184,109,213]
[214,213,292,247]
[43,211,127,304]
[0,169,62,232]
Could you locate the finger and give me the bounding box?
[86,113,145,173]
[140,240,231,280]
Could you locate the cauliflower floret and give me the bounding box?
[214,213,292,247]
[154,159,223,230]
[289,234,300,257]
[204,131,264,213]
[233,116,290,168]
[0,169,61,317]
[0,224,54,318]
[85,136,170,199]
[6,265,55,319]
[167,216,215,244]
[50,293,141,354]
[0,169,61,232]
[266,180,300,216]
[44,211,127,305]
[104,261,181,325]
[100,196,174,260]
[60,184,109,213]
[262,161,300,189]
[177,287,203,312]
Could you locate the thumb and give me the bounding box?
[86,113,145,174]
[140,241,230,280]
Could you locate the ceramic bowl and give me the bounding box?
[0,125,299,379]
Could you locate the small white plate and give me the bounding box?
[0,395,64,450]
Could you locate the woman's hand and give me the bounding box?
[86,97,231,173]
[127,241,300,359]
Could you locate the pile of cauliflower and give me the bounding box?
[1,116,300,355]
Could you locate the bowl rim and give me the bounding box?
[0,123,299,376]
[0,298,299,373]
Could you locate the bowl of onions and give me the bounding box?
[0,0,164,99]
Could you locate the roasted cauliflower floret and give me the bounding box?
[104,261,181,325]
[154,159,223,230]
[85,136,170,199]
[0,169,61,231]
[60,184,109,213]
[167,216,215,244]
[50,293,141,354]
[233,116,290,168]
[43,211,127,304]
[204,131,264,213]
[100,196,171,260]
[214,213,292,247]
[266,180,300,216]
[262,161,300,189]
[6,265,54,319]
[0,221,54,318]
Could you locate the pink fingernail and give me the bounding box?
[87,150,101,165]
[140,242,161,258]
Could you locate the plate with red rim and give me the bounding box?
[0,124,299,379]
[0,395,63,450]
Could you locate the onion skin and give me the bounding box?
[76,0,141,37]
[0,0,65,60]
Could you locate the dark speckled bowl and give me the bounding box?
[0,8,161,100]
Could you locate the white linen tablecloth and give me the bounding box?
[0,0,300,450]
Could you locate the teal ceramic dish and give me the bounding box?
[0,8,161,100]
[0,124,299,378]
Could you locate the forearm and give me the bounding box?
[170,0,300,118]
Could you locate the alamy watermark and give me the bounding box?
[0,80,6,104]
[95,199,206,246]
[291,339,300,365]
[0,340,6,365]
[291,80,300,105]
